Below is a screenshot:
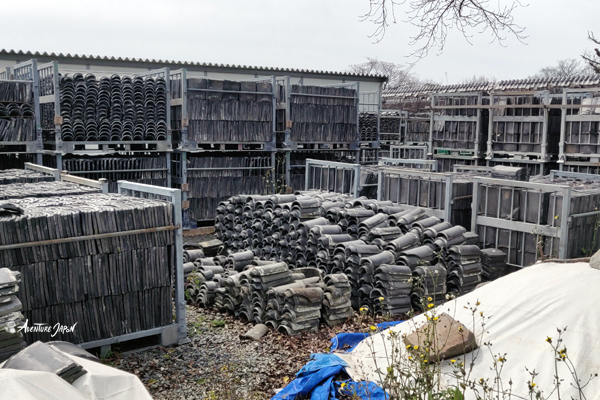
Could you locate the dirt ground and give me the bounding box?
[111,305,384,400]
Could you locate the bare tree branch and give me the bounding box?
[582,31,600,74]
[348,57,421,89]
[361,0,528,60]
[533,59,594,80]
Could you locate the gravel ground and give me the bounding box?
[108,233,383,399]
[110,305,385,400]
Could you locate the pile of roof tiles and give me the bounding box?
[208,192,492,329]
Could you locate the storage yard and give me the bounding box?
[0,52,599,400]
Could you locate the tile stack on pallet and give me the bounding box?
[58,73,168,142]
[0,193,174,345]
[0,268,26,361]
[289,85,357,143]
[58,155,169,193]
[0,169,54,185]
[0,80,36,142]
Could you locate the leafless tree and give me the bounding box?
[348,57,421,89]
[582,31,600,73]
[360,0,527,60]
[461,74,496,85]
[533,58,595,79]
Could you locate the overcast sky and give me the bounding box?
[1,0,597,84]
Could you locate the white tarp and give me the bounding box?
[339,262,600,400]
[0,351,152,400]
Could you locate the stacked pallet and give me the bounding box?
[0,81,36,142]
[58,73,168,142]
[0,193,174,344]
[289,85,357,143]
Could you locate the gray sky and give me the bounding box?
[2,0,598,84]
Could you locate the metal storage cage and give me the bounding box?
[431,92,488,172]
[378,109,406,146]
[486,90,561,176]
[405,113,431,143]
[170,68,277,152]
[358,91,381,145]
[559,87,600,174]
[285,150,357,193]
[37,61,172,156]
[376,167,474,228]
[390,144,428,160]
[304,159,361,197]
[279,77,360,150]
[0,175,187,349]
[358,90,382,164]
[379,157,437,171]
[172,151,276,228]
[471,171,600,268]
[0,59,42,164]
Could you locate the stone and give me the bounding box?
[403,313,477,362]
[241,324,270,341]
[590,249,600,271]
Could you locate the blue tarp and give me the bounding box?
[271,321,402,400]
[329,321,404,353]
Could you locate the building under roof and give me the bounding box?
[0,49,388,94]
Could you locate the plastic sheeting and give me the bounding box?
[339,262,600,400]
[0,351,152,400]
[271,321,403,400]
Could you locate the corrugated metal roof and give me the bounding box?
[0,49,388,81]
[385,75,600,98]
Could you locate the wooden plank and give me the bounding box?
[183,227,215,237]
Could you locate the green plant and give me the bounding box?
[211,319,226,328]
[354,297,596,400]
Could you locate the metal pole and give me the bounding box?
[558,186,571,259]
[471,179,479,233]
[305,159,312,191]
[558,89,567,170]
[377,169,383,201]
[444,174,452,222]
